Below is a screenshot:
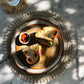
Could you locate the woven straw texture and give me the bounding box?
[3,11,77,83]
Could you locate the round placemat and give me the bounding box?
[0,0,27,13]
[3,11,77,83]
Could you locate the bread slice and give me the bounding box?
[21,44,39,65]
[35,26,57,41]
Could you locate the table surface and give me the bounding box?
[0,0,84,84]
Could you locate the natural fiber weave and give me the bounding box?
[0,0,27,13]
[3,11,77,83]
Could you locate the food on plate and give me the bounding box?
[19,32,30,44]
[35,26,59,46]
[21,44,39,65]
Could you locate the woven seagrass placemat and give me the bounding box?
[3,11,77,83]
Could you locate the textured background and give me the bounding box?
[0,0,84,84]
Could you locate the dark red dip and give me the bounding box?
[20,33,29,43]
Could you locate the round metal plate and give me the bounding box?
[11,19,63,74]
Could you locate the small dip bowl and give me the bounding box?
[19,32,30,44]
